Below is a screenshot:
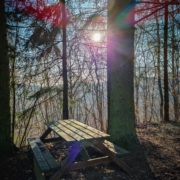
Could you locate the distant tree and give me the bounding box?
[0,0,13,158]
[61,0,69,119]
[107,0,136,149]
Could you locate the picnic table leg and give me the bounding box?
[96,143,134,174]
[40,128,52,141]
[50,142,83,180]
[80,147,90,161]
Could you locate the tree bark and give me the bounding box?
[164,5,169,122]
[62,0,69,119]
[107,0,136,149]
[0,0,13,158]
[171,7,179,121]
[155,12,164,122]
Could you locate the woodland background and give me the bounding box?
[2,0,180,147]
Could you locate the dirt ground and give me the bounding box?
[0,121,179,180]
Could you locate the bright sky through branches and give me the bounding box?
[92,33,101,42]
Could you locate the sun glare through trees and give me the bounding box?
[92,32,101,42]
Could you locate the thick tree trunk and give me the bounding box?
[0,0,13,158]
[107,0,136,149]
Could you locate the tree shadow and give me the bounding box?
[137,139,180,180]
[166,120,180,127]
[59,140,157,180]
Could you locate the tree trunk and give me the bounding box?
[134,65,140,123]
[171,7,179,121]
[155,12,164,122]
[164,5,169,122]
[62,0,69,119]
[107,0,136,149]
[0,0,13,158]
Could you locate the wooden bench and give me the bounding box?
[103,140,130,157]
[89,140,129,157]
[27,137,59,180]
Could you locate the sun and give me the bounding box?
[92,33,101,42]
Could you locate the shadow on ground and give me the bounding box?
[0,122,179,180]
[54,140,156,180]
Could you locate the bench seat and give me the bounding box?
[103,140,130,156]
[90,140,129,157]
[27,137,59,175]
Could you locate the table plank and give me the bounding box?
[63,120,103,139]
[45,122,75,142]
[58,121,94,140]
[68,119,110,138]
[53,121,86,141]
[103,140,130,156]
[34,138,59,171]
[28,138,50,172]
[69,156,112,170]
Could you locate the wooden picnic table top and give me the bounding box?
[44,119,110,143]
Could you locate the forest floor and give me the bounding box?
[0,121,180,180]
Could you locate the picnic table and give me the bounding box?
[28,119,133,180]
